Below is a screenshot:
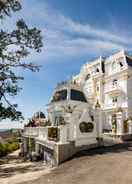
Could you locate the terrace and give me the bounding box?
[22,126,68,144]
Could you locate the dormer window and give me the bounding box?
[52,90,67,102]
[70,89,87,102]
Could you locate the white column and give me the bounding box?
[128,120,132,134]
[95,108,103,137]
[35,143,39,154]
[59,125,68,143]
[116,112,124,135]
[23,138,28,153]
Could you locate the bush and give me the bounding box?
[0,143,7,156]
[10,142,19,151]
[0,142,19,157]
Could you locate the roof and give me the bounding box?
[55,80,82,92]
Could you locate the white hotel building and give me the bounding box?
[73,50,132,136]
[22,50,132,165]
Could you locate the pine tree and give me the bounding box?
[0,0,43,120]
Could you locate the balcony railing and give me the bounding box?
[23,127,40,137]
[103,102,127,110]
[22,125,68,143]
[104,85,122,94]
[103,103,119,109]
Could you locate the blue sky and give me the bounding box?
[1,0,132,129]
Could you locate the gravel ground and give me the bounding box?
[1,143,132,184]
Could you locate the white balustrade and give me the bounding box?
[103,101,127,110]
[104,84,121,94]
[59,125,68,143]
[23,126,68,143]
[23,127,39,137]
[103,103,118,109]
[128,120,132,134]
[23,127,48,138]
[38,127,48,140]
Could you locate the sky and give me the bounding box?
[1,0,132,129]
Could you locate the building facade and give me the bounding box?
[21,50,132,165]
[73,50,132,136]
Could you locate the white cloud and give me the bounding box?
[18,0,132,63]
[1,0,132,63]
[2,0,132,63]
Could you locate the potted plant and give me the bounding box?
[124,119,128,133]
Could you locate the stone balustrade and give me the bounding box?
[23,127,40,137]
[104,84,122,94]
[23,126,68,144]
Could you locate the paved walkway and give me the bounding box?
[0,150,53,184]
[20,143,132,184]
[1,143,132,184]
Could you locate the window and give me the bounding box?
[79,122,94,133]
[112,96,118,103]
[119,61,124,70]
[112,79,118,86]
[52,90,67,102]
[96,86,99,92]
[54,116,65,126]
[119,62,123,67]
[85,73,90,80]
[96,68,99,73]
[96,83,100,92]
[70,89,87,102]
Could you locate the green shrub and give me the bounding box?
[0,142,19,157]
[0,143,7,156]
[10,142,19,150]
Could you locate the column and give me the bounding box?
[128,119,132,134]
[116,112,124,135]
[35,143,39,154]
[23,138,28,153]
[59,125,68,143]
[95,108,103,138]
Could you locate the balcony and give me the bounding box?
[103,103,119,110]
[103,102,127,110]
[22,125,68,144]
[22,127,40,137]
[104,85,122,95]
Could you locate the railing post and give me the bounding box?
[116,112,124,135]
[59,125,68,143]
